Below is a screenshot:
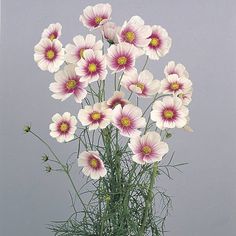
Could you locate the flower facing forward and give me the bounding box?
[49,112,77,142]
[118,16,151,56]
[41,23,62,41]
[34,38,64,73]
[159,74,192,96]
[79,3,112,30]
[65,34,103,64]
[76,49,107,83]
[164,61,189,79]
[78,102,112,130]
[49,64,88,103]
[112,104,146,137]
[121,69,160,97]
[144,25,171,60]
[78,151,107,179]
[129,132,169,164]
[106,42,136,73]
[151,96,189,130]
[102,22,120,44]
[107,91,129,109]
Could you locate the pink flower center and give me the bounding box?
[170,82,181,91]
[149,34,161,49]
[49,31,58,41]
[109,98,126,109]
[142,145,152,155]
[162,108,175,120]
[95,16,103,25]
[45,47,57,61]
[120,116,131,127]
[117,56,127,65]
[125,31,135,43]
[58,121,70,133]
[88,155,101,169]
[90,112,102,121]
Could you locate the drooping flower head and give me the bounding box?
[78,151,107,179]
[144,25,172,60]
[49,64,88,103]
[34,38,64,73]
[79,3,112,30]
[65,34,103,64]
[129,132,169,164]
[78,102,112,130]
[164,61,189,79]
[121,69,160,97]
[106,42,136,73]
[159,74,192,96]
[41,23,62,41]
[112,104,146,137]
[107,91,129,109]
[150,96,189,130]
[178,89,193,106]
[49,112,77,142]
[102,22,120,44]
[118,16,152,56]
[75,49,107,83]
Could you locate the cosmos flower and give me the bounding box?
[65,34,103,64]
[78,151,107,179]
[106,42,136,73]
[49,112,77,143]
[107,91,129,109]
[102,22,120,44]
[121,69,160,97]
[144,25,172,60]
[34,38,64,73]
[129,132,169,164]
[178,89,193,106]
[41,23,62,41]
[150,96,189,130]
[118,16,152,56]
[112,104,146,138]
[77,102,112,130]
[49,64,88,103]
[75,49,107,83]
[164,61,189,79]
[79,3,112,30]
[159,74,192,96]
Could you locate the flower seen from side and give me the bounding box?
[102,22,120,44]
[107,91,129,109]
[164,61,189,79]
[41,23,62,41]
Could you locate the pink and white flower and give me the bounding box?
[49,64,88,103]
[183,116,193,132]
[78,151,107,179]
[118,16,152,56]
[75,49,107,83]
[78,102,112,130]
[112,104,146,138]
[102,22,120,44]
[34,38,64,73]
[164,61,189,79]
[178,89,193,106]
[150,96,189,130]
[121,69,160,97]
[79,3,112,30]
[65,34,103,64]
[129,132,169,164]
[144,25,172,60]
[107,91,129,109]
[106,42,136,73]
[49,112,77,143]
[159,74,192,95]
[41,23,62,41]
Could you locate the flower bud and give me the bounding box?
[166,133,172,139]
[42,154,49,162]
[23,125,31,133]
[45,166,52,173]
[102,22,120,44]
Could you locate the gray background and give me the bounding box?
[1,0,236,235]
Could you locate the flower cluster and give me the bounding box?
[33,3,193,180]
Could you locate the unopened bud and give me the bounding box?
[42,154,49,162]
[24,125,31,133]
[166,133,172,139]
[45,166,52,173]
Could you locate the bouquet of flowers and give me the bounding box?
[26,2,193,235]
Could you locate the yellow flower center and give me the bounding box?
[125,31,135,43]
[59,122,69,132]
[79,48,85,58]
[163,109,174,119]
[88,63,97,73]
[95,16,103,24]
[117,56,127,65]
[66,79,77,90]
[170,82,180,91]
[91,112,101,121]
[90,158,98,168]
[142,145,152,155]
[136,83,145,91]
[46,49,55,60]
[150,37,159,47]
[121,117,131,127]
[49,33,56,41]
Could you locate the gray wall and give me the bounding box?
[1,0,236,235]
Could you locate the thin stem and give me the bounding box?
[142,56,149,71]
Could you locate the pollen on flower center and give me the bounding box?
[49,33,56,41]
[95,16,103,24]
[91,112,101,121]
[88,63,97,73]
[66,79,77,90]
[117,56,127,65]
[142,145,152,155]
[170,82,180,91]
[150,37,159,47]
[59,122,69,132]
[89,157,99,168]
[163,109,174,119]
[136,83,145,91]
[125,31,135,43]
[46,49,55,60]
[121,116,131,127]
